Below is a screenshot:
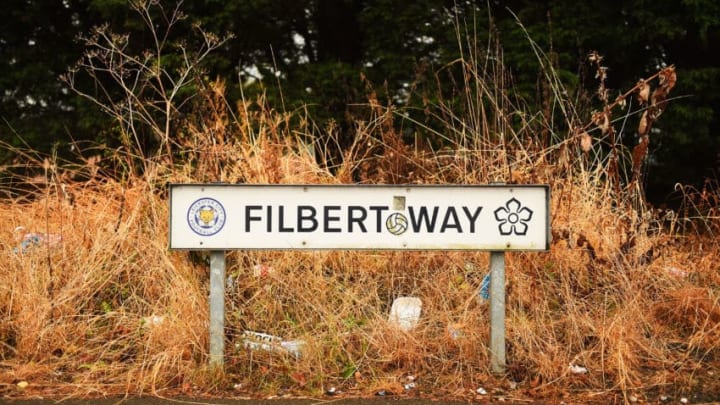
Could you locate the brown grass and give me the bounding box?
[1,7,719,403]
[2,85,718,403]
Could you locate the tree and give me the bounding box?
[0,0,105,156]
[492,0,720,204]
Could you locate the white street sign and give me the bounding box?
[169,184,549,251]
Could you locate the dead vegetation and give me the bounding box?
[1,3,719,403]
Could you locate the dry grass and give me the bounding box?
[1,88,719,403]
[1,8,719,403]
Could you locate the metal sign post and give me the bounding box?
[169,184,550,369]
[209,250,226,366]
[489,251,506,374]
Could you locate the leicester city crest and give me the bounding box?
[187,198,226,236]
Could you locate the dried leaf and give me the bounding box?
[638,111,649,136]
[580,132,592,152]
[637,79,650,105]
[650,86,668,118]
[659,66,677,92]
[591,111,611,134]
[615,95,627,109]
[600,112,610,134]
[291,372,307,387]
[632,135,650,182]
[529,374,543,388]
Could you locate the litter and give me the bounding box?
[141,315,165,327]
[479,272,490,300]
[279,339,305,358]
[226,274,237,289]
[568,363,589,374]
[665,267,688,278]
[239,330,304,358]
[239,330,280,352]
[447,324,462,340]
[13,231,62,254]
[253,264,274,277]
[388,297,422,331]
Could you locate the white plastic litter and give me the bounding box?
[279,339,305,358]
[142,315,165,327]
[253,264,275,277]
[447,324,462,340]
[569,363,589,374]
[666,267,688,278]
[388,297,422,331]
[13,229,62,254]
[240,330,304,358]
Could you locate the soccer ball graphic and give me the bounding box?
[385,212,409,235]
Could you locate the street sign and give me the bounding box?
[170,183,550,371]
[169,184,549,251]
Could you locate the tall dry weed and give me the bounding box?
[1,5,719,404]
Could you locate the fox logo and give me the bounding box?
[198,207,215,225]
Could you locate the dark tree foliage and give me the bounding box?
[489,0,720,204]
[1,0,718,204]
[0,0,106,152]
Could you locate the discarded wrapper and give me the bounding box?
[569,363,589,374]
[239,330,304,358]
[665,267,688,278]
[253,264,275,277]
[447,323,462,340]
[478,273,490,300]
[142,315,165,327]
[279,340,305,358]
[13,231,62,254]
[388,297,422,331]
